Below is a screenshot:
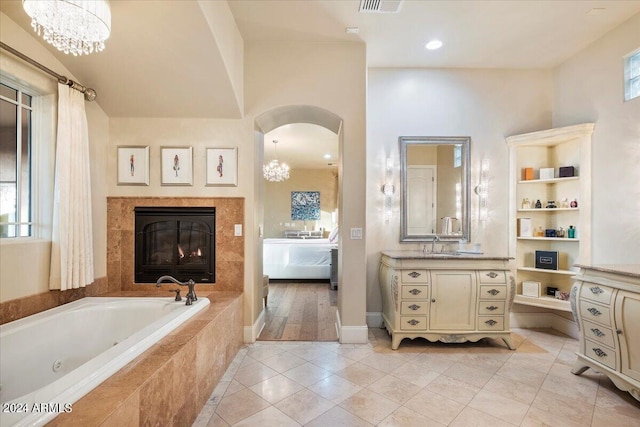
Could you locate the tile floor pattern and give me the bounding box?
[192,328,640,426]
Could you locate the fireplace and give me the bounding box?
[134,207,215,283]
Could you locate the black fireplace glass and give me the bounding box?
[135,207,215,283]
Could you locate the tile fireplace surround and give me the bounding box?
[107,197,244,293]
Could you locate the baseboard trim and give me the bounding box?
[244,307,266,343]
[336,311,369,344]
[510,311,579,340]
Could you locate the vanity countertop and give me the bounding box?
[381,250,512,261]
[575,264,640,279]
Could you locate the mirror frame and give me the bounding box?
[399,136,471,242]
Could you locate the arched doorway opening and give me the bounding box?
[254,105,342,340]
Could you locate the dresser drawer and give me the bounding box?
[479,270,506,284]
[580,301,612,327]
[478,301,505,315]
[580,283,614,305]
[400,316,427,330]
[401,270,429,283]
[401,301,429,315]
[401,285,429,299]
[478,316,504,331]
[584,339,616,370]
[479,285,507,300]
[583,320,616,348]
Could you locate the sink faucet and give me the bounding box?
[431,235,440,253]
[156,275,197,305]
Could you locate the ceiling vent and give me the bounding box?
[359,0,403,13]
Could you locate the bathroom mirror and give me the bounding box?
[399,136,470,242]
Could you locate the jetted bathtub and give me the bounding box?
[0,296,210,426]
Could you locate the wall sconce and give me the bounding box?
[382,157,395,222]
[475,158,489,221]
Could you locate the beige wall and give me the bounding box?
[264,168,338,238]
[0,12,109,303]
[552,13,640,263]
[366,68,552,315]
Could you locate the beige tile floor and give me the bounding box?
[192,328,640,426]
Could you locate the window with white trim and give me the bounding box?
[0,81,33,238]
[625,49,640,101]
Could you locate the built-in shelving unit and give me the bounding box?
[507,123,594,311]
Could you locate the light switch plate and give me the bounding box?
[234,224,242,236]
[350,227,363,239]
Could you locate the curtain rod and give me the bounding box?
[0,41,97,101]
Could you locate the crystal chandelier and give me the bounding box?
[22,0,112,56]
[263,140,290,182]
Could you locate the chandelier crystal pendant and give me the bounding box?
[22,0,112,56]
[263,140,290,182]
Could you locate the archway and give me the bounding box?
[254,105,343,341]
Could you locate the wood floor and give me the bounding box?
[258,280,338,341]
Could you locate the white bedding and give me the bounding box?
[263,238,336,279]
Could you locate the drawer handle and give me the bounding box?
[592,348,607,358]
[587,307,602,316]
[407,319,420,326]
[589,286,604,295]
[486,272,499,279]
[487,289,500,296]
[485,319,498,326]
[408,289,422,295]
[408,271,422,278]
[590,328,605,338]
[617,329,623,335]
[408,304,421,311]
[486,305,499,311]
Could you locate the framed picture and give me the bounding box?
[291,191,321,220]
[117,146,149,185]
[161,147,193,186]
[206,147,238,186]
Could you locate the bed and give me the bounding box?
[263,238,336,279]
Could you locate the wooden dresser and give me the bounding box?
[571,264,640,401]
[379,252,515,350]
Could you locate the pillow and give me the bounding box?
[328,226,339,243]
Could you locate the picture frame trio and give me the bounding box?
[116,146,238,187]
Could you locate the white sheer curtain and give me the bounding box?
[49,83,94,290]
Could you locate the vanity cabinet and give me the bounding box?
[379,252,514,350]
[506,124,594,311]
[571,265,640,401]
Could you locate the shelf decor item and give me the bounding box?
[540,167,555,180]
[535,250,558,270]
[522,281,541,297]
[517,218,532,237]
[559,166,575,177]
[523,167,534,180]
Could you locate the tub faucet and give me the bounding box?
[156,275,197,305]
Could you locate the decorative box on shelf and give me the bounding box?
[539,168,555,180]
[522,281,541,297]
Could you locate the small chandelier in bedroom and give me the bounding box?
[263,140,290,182]
[22,0,112,56]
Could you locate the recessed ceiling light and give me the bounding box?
[345,27,359,34]
[425,40,443,50]
[323,154,331,159]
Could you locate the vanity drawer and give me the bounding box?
[584,339,616,370]
[478,301,505,315]
[400,316,427,330]
[401,270,429,283]
[478,316,504,331]
[580,283,614,305]
[479,270,506,284]
[401,301,429,315]
[583,320,616,348]
[401,285,429,299]
[479,285,507,300]
[580,301,612,327]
